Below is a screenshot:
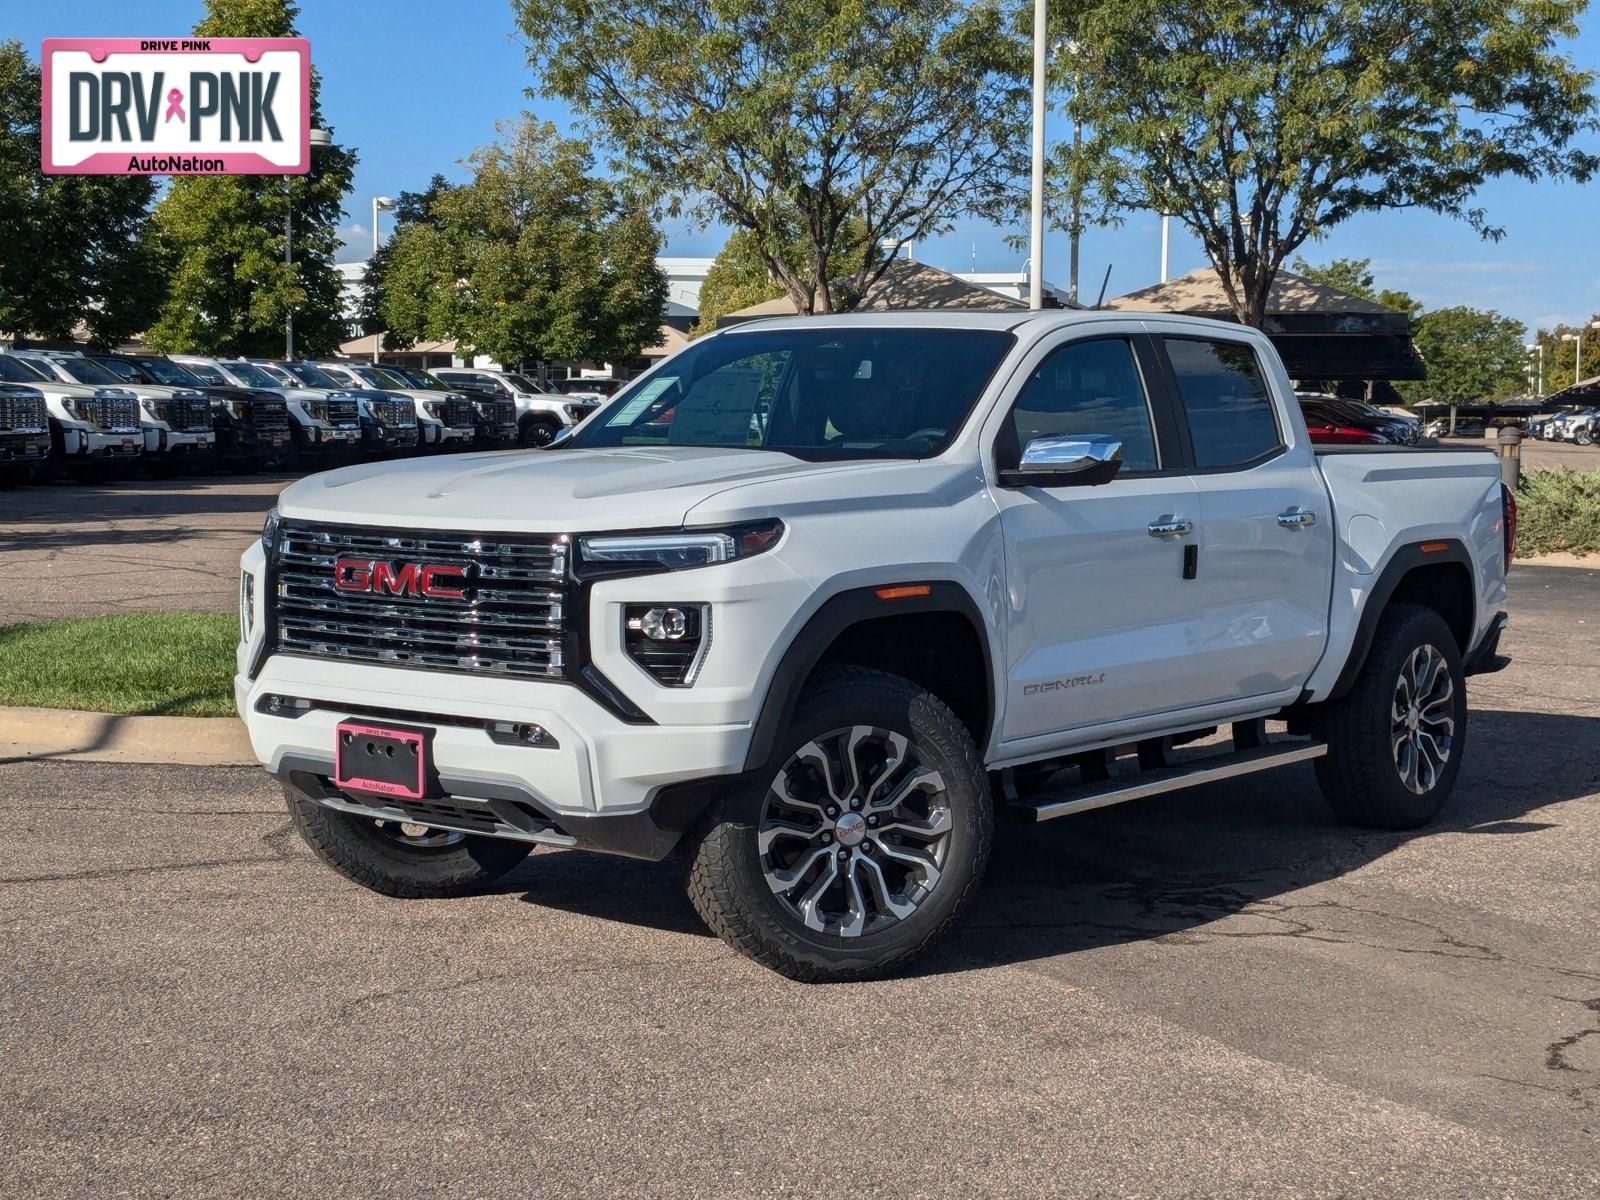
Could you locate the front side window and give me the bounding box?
[280,362,340,389]
[1164,338,1282,470]
[94,358,143,383]
[182,362,227,386]
[569,327,1015,461]
[998,338,1159,473]
[0,356,47,383]
[135,358,204,387]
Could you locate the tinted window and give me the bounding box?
[55,357,123,385]
[569,327,1014,461]
[1164,338,1281,469]
[1000,338,1158,472]
[0,356,46,383]
[220,361,284,388]
[182,362,227,385]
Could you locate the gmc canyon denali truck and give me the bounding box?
[238,312,1511,981]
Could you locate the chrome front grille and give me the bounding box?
[442,397,475,428]
[157,393,214,432]
[473,397,516,427]
[88,390,140,433]
[326,397,360,426]
[273,523,570,679]
[0,387,47,432]
[250,396,290,433]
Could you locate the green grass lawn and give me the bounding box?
[0,612,238,717]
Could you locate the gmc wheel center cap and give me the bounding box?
[834,811,867,846]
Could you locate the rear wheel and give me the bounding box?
[285,780,531,898]
[680,666,991,982]
[1313,604,1467,829]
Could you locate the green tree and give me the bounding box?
[144,0,356,356]
[1056,1,1598,328]
[358,173,454,340]
[1290,256,1421,322]
[513,0,1029,315]
[0,41,165,346]
[380,118,668,366]
[1399,307,1528,403]
[1533,318,1600,391]
[695,218,872,334]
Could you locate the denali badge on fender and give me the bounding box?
[332,557,469,600]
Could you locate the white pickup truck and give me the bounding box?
[238,312,1512,981]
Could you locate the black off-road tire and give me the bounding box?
[285,780,531,898]
[679,666,992,983]
[1312,604,1468,830]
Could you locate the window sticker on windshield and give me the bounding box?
[608,376,677,426]
[668,369,764,444]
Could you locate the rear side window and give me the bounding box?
[1164,338,1281,469]
[1000,338,1159,472]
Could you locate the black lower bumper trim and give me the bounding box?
[273,753,733,861]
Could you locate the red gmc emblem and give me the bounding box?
[333,557,468,600]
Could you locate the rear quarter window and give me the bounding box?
[1164,338,1283,470]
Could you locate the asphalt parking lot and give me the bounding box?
[2,552,1597,1195]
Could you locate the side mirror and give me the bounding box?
[999,434,1123,488]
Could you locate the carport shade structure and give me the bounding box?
[1104,267,1425,384]
[1543,375,1600,406]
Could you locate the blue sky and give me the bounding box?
[22,0,1600,334]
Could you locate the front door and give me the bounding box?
[989,332,1205,742]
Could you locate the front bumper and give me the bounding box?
[297,423,362,453]
[237,655,752,857]
[359,421,420,453]
[0,429,50,464]
[148,428,216,455]
[475,421,520,447]
[67,427,142,458]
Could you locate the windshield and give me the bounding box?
[0,355,47,383]
[389,366,447,390]
[356,366,406,389]
[133,357,204,387]
[222,361,287,389]
[180,361,227,386]
[52,357,123,386]
[504,373,553,395]
[568,327,1015,460]
[93,358,143,382]
[278,362,341,389]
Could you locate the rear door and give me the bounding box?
[1153,332,1333,706]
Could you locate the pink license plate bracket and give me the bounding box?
[335,721,429,800]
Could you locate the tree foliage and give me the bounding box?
[144,0,356,356]
[1532,317,1600,391]
[1401,306,1528,403]
[1290,256,1420,321]
[695,218,871,334]
[0,41,164,346]
[380,119,668,366]
[1055,0,1598,327]
[513,0,1029,315]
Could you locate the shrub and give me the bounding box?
[1516,468,1600,557]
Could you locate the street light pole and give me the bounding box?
[371,196,395,362]
[1028,0,1047,311]
[1160,215,1170,283]
[1561,332,1582,387]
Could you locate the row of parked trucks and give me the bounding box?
[0,350,602,485]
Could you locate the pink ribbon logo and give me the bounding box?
[164,88,185,123]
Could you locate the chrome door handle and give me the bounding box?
[1147,517,1193,538]
[1277,507,1317,529]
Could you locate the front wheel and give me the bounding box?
[1313,604,1467,830]
[519,418,561,448]
[285,780,532,898]
[680,666,992,982]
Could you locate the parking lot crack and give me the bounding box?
[1546,997,1600,1073]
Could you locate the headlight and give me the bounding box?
[61,397,80,419]
[239,569,256,644]
[261,507,282,553]
[424,400,445,417]
[565,403,591,421]
[305,400,327,422]
[577,519,783,575]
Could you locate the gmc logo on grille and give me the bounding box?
[333,557,468,600]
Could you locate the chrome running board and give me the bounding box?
[1010,740,1327,823]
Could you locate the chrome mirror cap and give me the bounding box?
[1001,434,1124,488]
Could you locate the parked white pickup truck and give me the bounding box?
[238,312,1512,981]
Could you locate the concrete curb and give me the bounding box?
[0,706,256,766]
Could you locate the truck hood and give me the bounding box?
[275,445,900,533]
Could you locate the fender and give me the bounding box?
[740,580,997,773]
[1325,538,1473,702]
